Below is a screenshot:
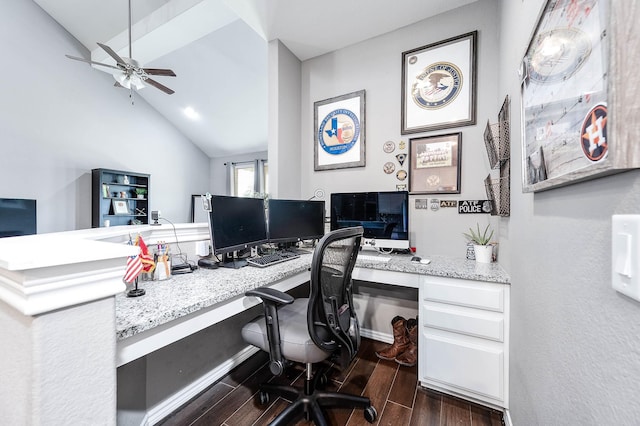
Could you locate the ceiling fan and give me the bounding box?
[65,0,176,97]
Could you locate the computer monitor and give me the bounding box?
[0,198,36,238]
[330,191,409,250]
[267,199,325,245]
[208,195,268,268]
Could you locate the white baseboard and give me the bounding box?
[504,409,513,426]
[360,327,393,344]
[143,345,260,426]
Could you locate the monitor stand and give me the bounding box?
[219,252,247,269]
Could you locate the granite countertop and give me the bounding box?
[115,252,510,340]
[115,255,312,340]
[354,252,511,284]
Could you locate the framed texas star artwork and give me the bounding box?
[409,132,461,194]
[314,90,366,171]
[401,31,477,134]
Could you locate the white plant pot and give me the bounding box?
[474,245,493,263]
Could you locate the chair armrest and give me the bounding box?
[246,287,294,305]
[245,287,294,376]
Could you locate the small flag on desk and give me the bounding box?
[124,251,143,283]
[136,234,156,273]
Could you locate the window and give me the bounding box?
[231,159,268,197]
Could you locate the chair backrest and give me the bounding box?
[307,226,363,368]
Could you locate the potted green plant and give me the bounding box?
[135,188,147,199]
[463,223,494,263]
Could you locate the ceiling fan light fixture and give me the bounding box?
[113,73,146,90]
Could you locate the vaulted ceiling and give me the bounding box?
[34,0,477,157]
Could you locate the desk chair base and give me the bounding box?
[258,364,377,426]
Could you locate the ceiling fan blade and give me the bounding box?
[65,54,121,71]
[97,43,127,66]
[143,68,176,77]
[145,78,175,95]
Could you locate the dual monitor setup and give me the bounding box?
[203,191,409,268]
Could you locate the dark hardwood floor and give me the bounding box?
[159,338,504,426]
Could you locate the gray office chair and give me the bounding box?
[242,226,377,425]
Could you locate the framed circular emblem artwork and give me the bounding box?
[401,31,477,134]
[314,90,366,171]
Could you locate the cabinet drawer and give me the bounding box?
[420,332,504,401]
[421,276,504,312]
[421,302,504,342]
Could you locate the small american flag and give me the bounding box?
[124,252,143,283]
[124,239,143,283]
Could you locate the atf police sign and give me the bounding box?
[458,200,492,214]
[314,90,366,171]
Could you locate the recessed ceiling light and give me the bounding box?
[184,106,200,120]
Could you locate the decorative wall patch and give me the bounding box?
[458,200,492,214]
[396,170,407,181]
[383,162,396,174]
[396,153,407,166]
[399,140,406,150]
[383,140,396,153]
[440,200,457,208]
[396,184,407,191]
[415,199,428,209]
[430,199,440,211]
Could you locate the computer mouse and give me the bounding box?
[420,258,431,265]
[411,256,421,262]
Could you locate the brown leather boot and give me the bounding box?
[376,316,410,360]
[396,318,418,367]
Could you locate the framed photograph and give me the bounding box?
[401,31,477,134]
[409,133,462,194]
[111,199,129,215]
[314,90,366,171]
[520,0,613,192]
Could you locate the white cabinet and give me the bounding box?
[418,275,509,409]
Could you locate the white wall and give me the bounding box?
[0,0,210,233]
[498,1,640,424]
[300,0,500,257]
[268,40,303,199]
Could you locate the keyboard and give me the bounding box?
[357,254,391,263]
[247,251,300,268]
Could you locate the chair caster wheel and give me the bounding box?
[319,373,328,387]
[259,391,270,405]
[364,406,377,423]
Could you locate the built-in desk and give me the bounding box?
[116,253,509,365]
[115,251,511,418]
[0,225,510,424]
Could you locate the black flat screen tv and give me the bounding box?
[268,199,325,244]
[330,191,409,250]
[0,198,36,238]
